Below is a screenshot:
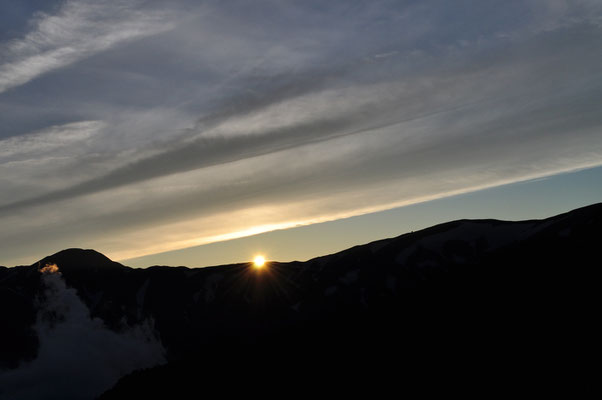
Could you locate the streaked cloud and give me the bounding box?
[0,121,106,203]
[1,0,601,266]
[0,0,175,94]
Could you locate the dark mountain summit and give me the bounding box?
[36,248,124,272]
[1,203,600,397]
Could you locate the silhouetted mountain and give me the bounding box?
[1,203,599,398]
[37,248,125,272]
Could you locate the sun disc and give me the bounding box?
[253,255,266,268]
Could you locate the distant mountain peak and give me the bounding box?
[32,248,124,272]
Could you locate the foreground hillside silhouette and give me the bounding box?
[1,203,599,398]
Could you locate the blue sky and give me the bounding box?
[1,0,601,266]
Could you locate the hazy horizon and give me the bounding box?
[4,164,601,268]
[122,165,602,268]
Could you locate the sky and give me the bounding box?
[1,0,601,267]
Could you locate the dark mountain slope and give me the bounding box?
[0,265,40,369]
[0,203,599,396]
[100,203,601,397]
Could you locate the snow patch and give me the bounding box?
[395,221,536,264]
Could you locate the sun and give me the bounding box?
[253,255,266,268]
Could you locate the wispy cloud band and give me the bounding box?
[0,0,174,94]
[1,0,602,266]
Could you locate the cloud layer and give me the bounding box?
[0,266,165,400]
[0,0,174,94]
[1,0,602,265]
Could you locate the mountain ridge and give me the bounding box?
[1,202,600,397]
[19,201,600,271]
